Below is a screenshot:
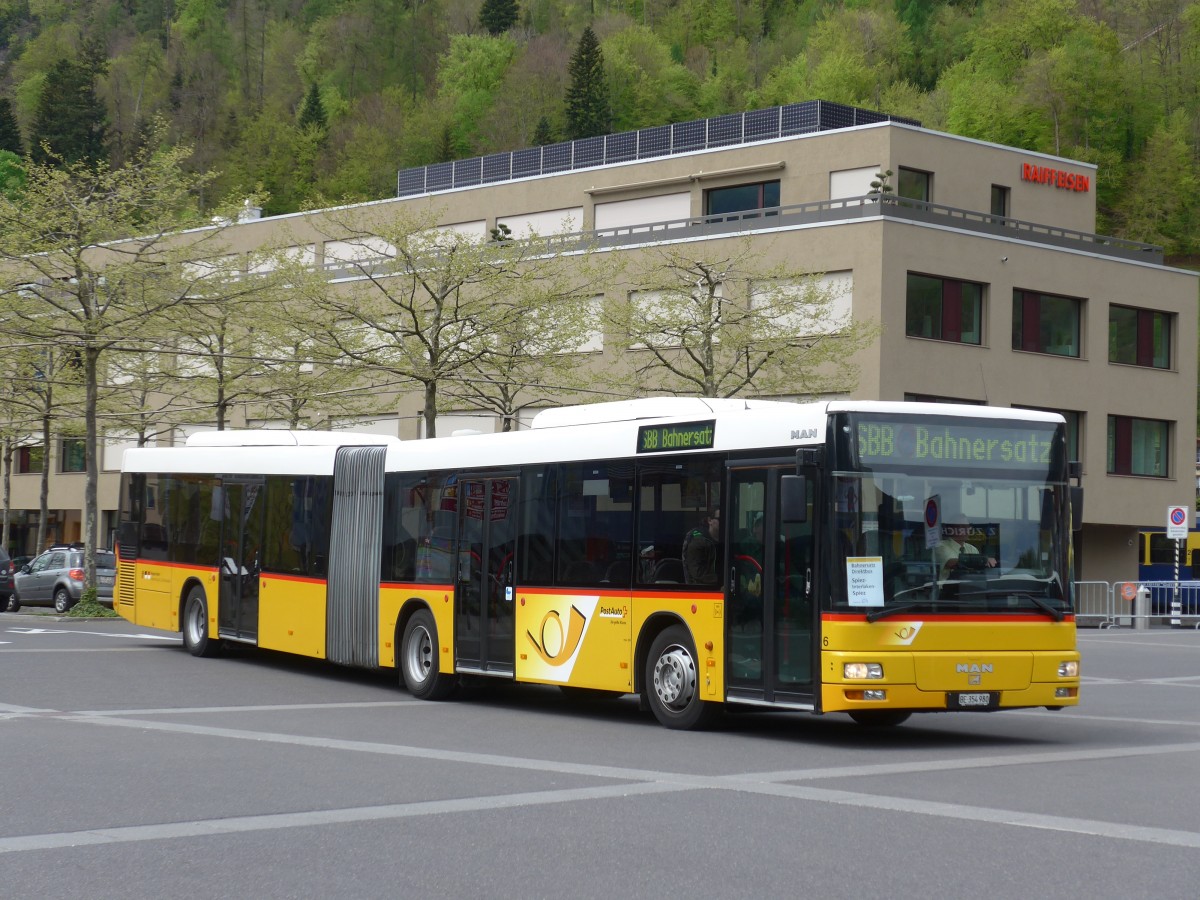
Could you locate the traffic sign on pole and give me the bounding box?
[1166,506,1189,539]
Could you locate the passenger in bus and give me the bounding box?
[683,508,721,585]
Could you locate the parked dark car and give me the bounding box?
[9,545,117,613]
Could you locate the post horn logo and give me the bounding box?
[527,605,587,666]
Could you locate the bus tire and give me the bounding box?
[848,710,911,727]
[182,586,221,658]
[645,625,721,730]
[401,609,456,701]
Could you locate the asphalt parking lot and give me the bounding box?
[2,614,1199,899]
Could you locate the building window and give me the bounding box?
[990,185,1010,218]
[1107,415,1169,477]
[1109,305,1171,369]
[61,439,86,473]
[17,446,43,474]
[898,167,930,202]
[1012,290,1081,357]
[704,180,780,217]
[905,273,983,345]
[1015,406,1082,463]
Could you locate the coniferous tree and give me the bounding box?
[479,0,518,35]
[298,83,328,133]
[532,115,554,146]
[565,26,610,140]
[0,99,23,156]
[31,59,108,166]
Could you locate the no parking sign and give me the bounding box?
[924,495,941,549]
[1167,506,1189,539]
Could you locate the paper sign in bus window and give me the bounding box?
[847,556,884,607]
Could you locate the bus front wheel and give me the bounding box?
[400,609,456,701]
[645,625,721,730]
[182,587,221,658]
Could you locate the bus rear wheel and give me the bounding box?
[400,609,456,701]
[848,710,911,727]
[182,586,221,658]
[645,625,721,730]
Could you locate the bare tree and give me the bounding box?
[605,237,879,399]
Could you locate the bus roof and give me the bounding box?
[120,399,1065,476]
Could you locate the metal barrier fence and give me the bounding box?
[1072,580,1200,629]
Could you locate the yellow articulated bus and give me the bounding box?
[115,398,1081,729]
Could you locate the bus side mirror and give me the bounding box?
[1070,486,1083,532]
[781,475,807,524]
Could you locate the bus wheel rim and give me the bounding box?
[653,644,697,710]
[406,624,433,686]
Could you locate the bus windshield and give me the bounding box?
[829,413,1073,619]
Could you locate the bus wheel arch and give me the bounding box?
[638,617,721,730]
[398,604,457,701]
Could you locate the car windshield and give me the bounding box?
[830,469,1073,618]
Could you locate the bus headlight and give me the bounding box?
[844,662,883,680]
[1058,661,1079,678]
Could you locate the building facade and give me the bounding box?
[3,102,1196,585]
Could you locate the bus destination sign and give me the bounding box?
[637,420,716,454]
[855,420,1057,470]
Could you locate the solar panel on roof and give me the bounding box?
[818,101,854,130]
[638,125,671,158]
[397,168,425,197]
[781,101,819,135]
[744,108,779,142]
[709,113,742,147]
[673,120,705,152]
[606,131,637,163]
[482,152,511,183]
[573,136,604,168]
[512,147,542,178]
[397,103,920,195]
[426,162,453,192]
[454,158,482,187]
[543,142,571,172]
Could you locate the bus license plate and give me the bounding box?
[949,691,997,709]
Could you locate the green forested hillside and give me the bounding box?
[2,0,1199,259]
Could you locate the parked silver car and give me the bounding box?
[10,545,116,613]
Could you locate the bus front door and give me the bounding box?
[726,465,816,706]
[217,478,264,644]
[454,477,517,676]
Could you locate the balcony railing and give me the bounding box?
[322,194,1162,278]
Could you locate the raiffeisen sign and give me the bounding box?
[1021,163,1091,193]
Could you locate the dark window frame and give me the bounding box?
[1012,289,1083,358]
[905,272,984,345]
[898,167,931,202]
[704,180,781,217]
[1109,304,1171,369]
[60,438,86,473]
[1107,415,1169,478]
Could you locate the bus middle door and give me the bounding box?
[454,476,518,676]
[216,477,264,644]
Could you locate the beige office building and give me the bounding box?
[4,102,1195,585]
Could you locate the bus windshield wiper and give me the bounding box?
[1007,591,1065,621]
[866,602,930,623]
